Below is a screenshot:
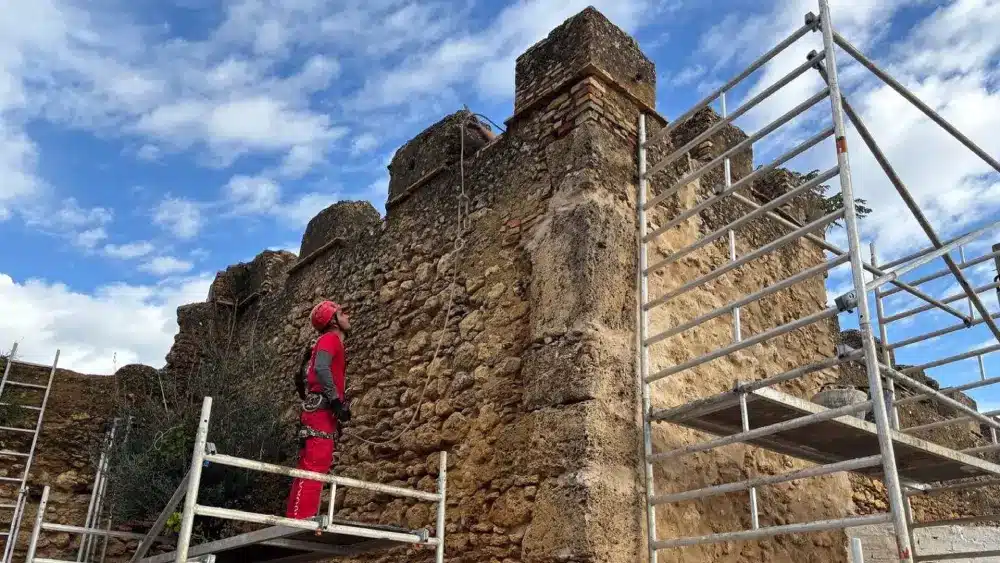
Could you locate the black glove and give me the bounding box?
[329,397,351,423]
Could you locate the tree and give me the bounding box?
[800,168,872,229]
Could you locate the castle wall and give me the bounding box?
[9,7,1000,563]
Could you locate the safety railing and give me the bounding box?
[23,486,184,563]
[23,395,447,563]
[635,0,1000,562]
[171,397,447,563]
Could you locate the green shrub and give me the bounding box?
[103,353,297,543]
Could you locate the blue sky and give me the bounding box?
[2,0,1000,418]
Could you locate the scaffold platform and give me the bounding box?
[655,387,1000,484]
[141,520,425,563]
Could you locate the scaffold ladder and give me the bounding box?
[0,343,59,563]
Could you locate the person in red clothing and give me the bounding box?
[286,300,352,520]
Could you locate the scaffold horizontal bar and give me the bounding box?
[902,344,1000,375]
[204,453,440,502]
[727,192,966,322]
[5,380,46,390]
[651,455,880,505]
[895,374,1000,407]
[0,426,35,433]
[646,51,827,176]
[885,282,1000,324]
[866,222,1000,295]
[651,352,859,422]
[645,166,837,274]
[644,88,830,209]
[903,408,1000,433]
[646,208,843,309]
[649,22,815,145]
[889,313,1000,351]
[40,523,173,543]
[193,505,434,545]
[650,400,872,461]
[648,305,838,382]
[652,513,890,550]
[0,402,41,411]
[10,359,55,370]
[911,514,1000,529]
[880,362,1000,433]
[963,443,1000,456]
[882,249,1000,297]
[646,254,849,346]
[906,477,1000,496]
[914,549,1000,562]
[644,127,834,242]
[0,450,28,457]
[881,232,973,271]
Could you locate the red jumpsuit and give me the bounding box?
[285,332,346,519]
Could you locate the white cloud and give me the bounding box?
[74,227,108,250]
[348,0,658,110]
[225,175,282,214]
[279,145,326,179]
[219,173,339,226]
[0,271,212,374]
[0,124,41,216]
[139,256,194,276]
[153,197,202,240]
[136,144,161,161]
[49,198,113,229]
[274,192,340,227]
[350,133,379,156]
[19,197,114,247]
[104,241,155,259]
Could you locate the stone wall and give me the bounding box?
[10,7,1000,563]
[0,359,119,561]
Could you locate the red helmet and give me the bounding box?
[310,300,342,331]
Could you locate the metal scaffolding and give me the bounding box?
[23,396,448,563]
[636,1,1000,562]
[0,344,59,563]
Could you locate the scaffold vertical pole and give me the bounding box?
[0,342,17,400]
[436,451,447,563]
[871,243,899,429]
[817,1,914,560]
[24,486,49,563]
[79,419,119,561]
[851,537,865,562]
[721,90,759,531]
[175,397,212,563]
[637,113,658,563]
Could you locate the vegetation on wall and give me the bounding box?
[102,349,296,543]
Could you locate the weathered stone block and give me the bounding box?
[515,7,656,114]
[298,201,381,258]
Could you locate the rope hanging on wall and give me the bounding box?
[344,109,478,447]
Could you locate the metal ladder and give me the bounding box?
[0,343,59,563]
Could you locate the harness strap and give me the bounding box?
[297,425,337,441]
